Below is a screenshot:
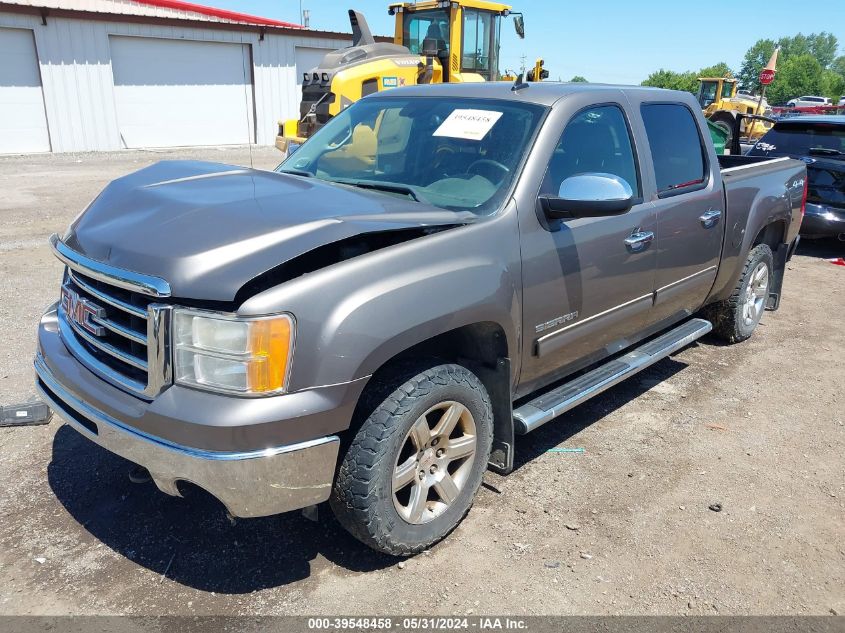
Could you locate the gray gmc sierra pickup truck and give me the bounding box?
[35,82,806,555]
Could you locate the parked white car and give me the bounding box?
[786,96,831,107]
[839,96,845,106]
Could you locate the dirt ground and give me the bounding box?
[0,148,842,616]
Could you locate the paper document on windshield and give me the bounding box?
[433,109,503,141]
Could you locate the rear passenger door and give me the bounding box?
[637,102,724,322]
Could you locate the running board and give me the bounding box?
[513,318,712,435]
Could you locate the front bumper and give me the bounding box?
[801,203,845,239]
[35,306,365,518]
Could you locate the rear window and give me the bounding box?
[748,122,845,158]
[641,104,706,194]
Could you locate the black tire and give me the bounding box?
[703,244,774,343]
[330,363,493,556]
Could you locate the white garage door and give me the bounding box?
[110,36,254,148]
[0,28,50,154]
[295,47,333,105]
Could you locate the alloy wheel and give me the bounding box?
[392,401,478,525]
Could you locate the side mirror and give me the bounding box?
[539,173,634,219]
[513,14,525,39]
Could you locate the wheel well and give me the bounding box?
[753,220,786,251]
[342,322,515,473]
[389,322,508,370]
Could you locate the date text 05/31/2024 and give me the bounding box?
[306,617,528,630]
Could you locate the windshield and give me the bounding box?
[748,122,845,158]
[698,82,717,107]
[277,96,546,213]
[403,9,449,55]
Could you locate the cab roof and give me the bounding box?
[371,81,692,108]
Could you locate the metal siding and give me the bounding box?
[0,10,348,151]
[0,26,50,152]
[110,35,255,147]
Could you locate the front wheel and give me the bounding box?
[330,363,493,556]
[703,244,773,343]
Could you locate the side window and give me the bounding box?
[541,105,640,197]
[641,104,706,194]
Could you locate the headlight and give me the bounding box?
[173,309,294,396]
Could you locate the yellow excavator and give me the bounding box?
[696,77,771,145]
[276,1,532,154]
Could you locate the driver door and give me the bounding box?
[518,103,658,395]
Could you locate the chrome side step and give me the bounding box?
[513,318,712,435]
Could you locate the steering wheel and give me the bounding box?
[467,159,510,181]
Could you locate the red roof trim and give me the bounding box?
[132,0,303,28]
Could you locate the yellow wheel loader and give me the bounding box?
[697,77,772,146]
[276,1,528,154]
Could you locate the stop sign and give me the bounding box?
[759,69,775,85]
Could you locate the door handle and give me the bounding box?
[624,230,654,252]
[699,209,722,229]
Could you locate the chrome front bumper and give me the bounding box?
[35,352,340,518]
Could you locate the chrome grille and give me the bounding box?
[51,235,172,400]
[62,270,151,379]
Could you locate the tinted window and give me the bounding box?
[541,105,639,197]
[748,122,845,158]
[641,104,706,194]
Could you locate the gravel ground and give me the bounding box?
[0,148,842,616]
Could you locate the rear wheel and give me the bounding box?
[703,244,773,343]
[330,363,493,556]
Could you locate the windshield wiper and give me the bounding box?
[332,179,430,204]
[277,168,314,177]
[807,147,845,157]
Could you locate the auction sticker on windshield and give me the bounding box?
[433,109,503,141]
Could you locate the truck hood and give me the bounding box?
[63,161,472,302]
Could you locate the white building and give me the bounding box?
[0,0,355,153]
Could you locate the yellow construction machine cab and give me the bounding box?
[697,76,771,144]
[697,77,737,111]
[389,0,521,83]
[276,1,522,154]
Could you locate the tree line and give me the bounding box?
[640,32,845,104]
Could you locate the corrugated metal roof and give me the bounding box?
[3,0,303,28]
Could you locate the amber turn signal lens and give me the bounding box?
[247,317,293,393]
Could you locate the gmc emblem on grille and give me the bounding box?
[61,284,106,337]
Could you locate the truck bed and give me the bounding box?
[717,154,793,171]
[708,154,806,306]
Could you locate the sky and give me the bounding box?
[209,0,845,84]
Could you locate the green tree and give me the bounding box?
[737,32,839,94]
[641,69,699,94]
[699,62,733,78]
[779,32,838,68]
[766,54,823,104]
[832,55,845,79]
[820,69,845,102]
[569,75,588,83]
